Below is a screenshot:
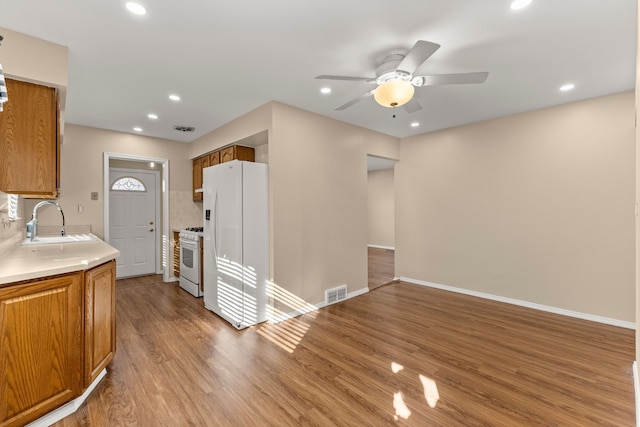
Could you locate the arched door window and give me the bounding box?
[111,176,147,192]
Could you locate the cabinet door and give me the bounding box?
[220,146,235,163]
[84,260,116,387]
[209,151,220,166]
[201,154,210,170]
[0,78,59,197]
[0,273,83,427]
[199,156,211,201]
[193,157,203,201]
[235,146,255,162]
[220,145,255,163]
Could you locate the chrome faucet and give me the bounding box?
[26,201,65,241]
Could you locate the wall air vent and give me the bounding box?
[325,285,347,305]
[173,125,195,132]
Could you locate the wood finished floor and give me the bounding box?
[53,274,635,426]
[368,247,395,291]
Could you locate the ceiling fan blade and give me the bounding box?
[316,75,375,82]
[403,96,422,114]
[396,40,441,75]
[415,71,489,86]
[335,91,373,111]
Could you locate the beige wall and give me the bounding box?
[269,103,399,307]
[635,2,640,366]
[188,103,272,159]
[0,26,67,88]
[397,91,635,322]
[188,101,400,308]
[367,168,395,248]
[26,124,196,238]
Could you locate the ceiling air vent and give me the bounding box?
[174,125,195,132]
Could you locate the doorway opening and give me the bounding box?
[366,155,396,290]
[103,153,170,282]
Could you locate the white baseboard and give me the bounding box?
[368,244,395,250]
[26,369,107,427]
[400,276,635,330]
[269,287,369,323]
[634,361,639,427]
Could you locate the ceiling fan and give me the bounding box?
[316,40,488,113]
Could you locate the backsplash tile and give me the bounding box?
[170,190,202,230]
[0,191,25,244]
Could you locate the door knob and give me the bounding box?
[149,228,154,232]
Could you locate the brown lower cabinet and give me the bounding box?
[0,260,116,427]
[84,260,116,387]
[173,231,180,277]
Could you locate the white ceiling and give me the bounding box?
[0,1,635,143]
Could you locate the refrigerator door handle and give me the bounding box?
[213,188,219,271]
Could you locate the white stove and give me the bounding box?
[178,227,204,297]
[179,227,203,240]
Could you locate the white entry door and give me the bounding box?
[109,169,158,278]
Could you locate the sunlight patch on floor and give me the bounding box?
[391,362,404,373]
[419,374,440,408]
[391,360,441,419]
[257,318,310,353]
[256,282,316,353]
[393,392,411,420]
[266,281,319,322]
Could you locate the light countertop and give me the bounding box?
[0,234,120,286]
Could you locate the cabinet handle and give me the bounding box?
[149,228,154,232]
[149,221,154,225]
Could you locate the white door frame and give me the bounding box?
[103,152,171,282]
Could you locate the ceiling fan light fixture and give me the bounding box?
[125,2,147,15]
[510,0,531,10]
[374,80,415,108]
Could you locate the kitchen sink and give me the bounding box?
[20,234,97,246]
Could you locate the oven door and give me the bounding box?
[179,238,199,285]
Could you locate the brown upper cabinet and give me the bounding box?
[192,145,255,201]
[209,151,220,166]
[192,157,203,201]
[0,78,60,198]
[220,145,254,163]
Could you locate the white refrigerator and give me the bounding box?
[202,160,269,329]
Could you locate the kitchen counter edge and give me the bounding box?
[0,235,120,286]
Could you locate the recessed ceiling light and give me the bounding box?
[560,83,575,92]
[510,0,531,10]
[169,94,181,101]
[126,2,146,15]
[133,127,143,132]
[320,87,331,94]
[147,113,158,119]
[410,122,420,127]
